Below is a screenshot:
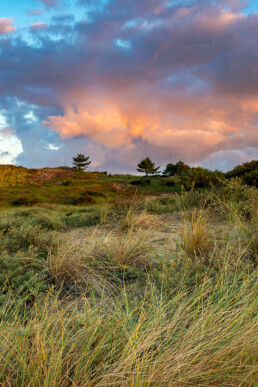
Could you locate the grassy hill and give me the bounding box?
[0,165,180,208]
[0,165,257,385]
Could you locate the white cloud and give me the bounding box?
[24,111,37,122]
[0,112,23,164]
[45,143,60,150]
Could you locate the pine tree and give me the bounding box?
[72,154,91,171]
[162,163,177,176]
[163,161,190,176]
[137,157,160,176]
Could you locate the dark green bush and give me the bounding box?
[179,167,225,189]
[63,209,102,228]
[62,195,96,205]
[130,179,151,186]
[225,160,258,187]
[163,161,191,176]
[79,191,106,198]
[11,198,31,206]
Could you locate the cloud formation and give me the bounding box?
[38,0,59,8]
[27,10,44,16]
[0,18,16,34]
[0,0,257,171]
[30,22,48,31]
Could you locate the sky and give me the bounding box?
[0,0,257,172]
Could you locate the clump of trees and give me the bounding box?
[179,167,225,189]
[163,161,191,176]
[162,161,225,189]
[225,160,258,187]
[73,154,91,171]
[137,157,160,176]
[71,153,257,188]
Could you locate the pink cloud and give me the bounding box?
[0,18,16,34]
[1,0,257,171]
[44,105,133,148]
[43,83,258,163]
[29,22,47,31]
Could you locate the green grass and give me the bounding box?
[0,166,184,208]
[0,176,257,386]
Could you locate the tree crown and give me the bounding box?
[72,154,91,171]
[163,161,191,176]
[137,157,160,176]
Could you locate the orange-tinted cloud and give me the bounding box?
[44,105,133,148]
[0,0,257,171]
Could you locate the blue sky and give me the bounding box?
[0,0,257,171]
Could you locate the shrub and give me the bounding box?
[215,178,257,221]
[144,190,208,214]
[63,209,102,228]
[179,167,225,189]
[0,223,58,254]
[61,195,96,205]
[242,170,258,187]
[130,178,151,186]
[225,160,258,187]
[164,176,178,186]
[0,250,47,300]
[79,190,106,198]
[163,161,191,176]
[11,197,31,206]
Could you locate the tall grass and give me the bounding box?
[0,272,256,386]
[180,208,213,262]
[0,179,257,386]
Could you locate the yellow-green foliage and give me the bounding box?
[0,165,30,187]
[0,178,257,386]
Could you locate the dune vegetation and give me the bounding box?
[0,163,257,386]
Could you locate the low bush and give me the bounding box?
[61,195,96,205]
[0,249,47,303]
[0,224,58,254]
[80,190,106,198]
[144,189,208,214]
[214,177,257,221]
[63,209,102,228]
[130,178,151,186]
[11,197,31,206]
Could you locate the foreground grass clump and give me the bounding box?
[180,208,213,261]
[0,273,256,386]
[0,179,257,386]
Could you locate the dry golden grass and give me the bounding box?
[47,226,154,298]
[0,273,256,386]
[0,183,257,386]
[180,208,213,262]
